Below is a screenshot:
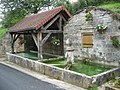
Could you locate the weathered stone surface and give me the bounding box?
[6,53,93,88]
[62,70,92,88]
[6,52,120,89]
[93,68,120,86]
[0,33,11,55]
[44,64,62,79]
[0,33,25,56]
[64,9,120,66]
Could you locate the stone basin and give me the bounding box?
[6,52,120,89]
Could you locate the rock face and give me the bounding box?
[64,9,120,66]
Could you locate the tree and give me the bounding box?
[0,0,51,28]
[53,0,75,15]
[2,8,26,28]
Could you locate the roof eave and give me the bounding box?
[9,27,36,33]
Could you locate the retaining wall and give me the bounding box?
[6,52,120,89]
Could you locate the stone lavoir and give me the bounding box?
[64,8,120,66]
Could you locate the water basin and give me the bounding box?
[43,59,113,76]
[16,52,56,60]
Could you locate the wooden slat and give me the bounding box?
[83,35,93,44]
[41,30,63,33]
[43,14,60,30]
[82,34,93,48]
[32,34,38,48]
[59,14,62,30]
[42,33,51,45]
[83,45,93,48]
[37,32,43,60]
[61,15,67,22]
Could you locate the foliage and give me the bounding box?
[74,0,120,13]
[0,0,51,28]
[99,3,120,15]
[95,24,107,34]
[1,0,120,28]
[53,0,75,15]
[51,37,60,46]
[0,28,7,38]
[110,36,120,48]
[88,86,98,90]
[109,78,120,89]
[85,12,93,21]
[114,79,120,88]
[44,59,112,76]
[2,9,26,28]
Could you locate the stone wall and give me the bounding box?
[0,33,11,56]
[6,52,120,89]
[6,52,92,88]
[0,33,24,56]
[64,9,120,66]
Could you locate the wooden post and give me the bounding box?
[37,32,43,60]
[42,33,51,45]
[11,34,15,53]
[59,14,62,30]
[32,34,38,48]
[10,33,20,53]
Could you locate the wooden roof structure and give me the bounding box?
[9,5,71,33]
[9,6,71,60]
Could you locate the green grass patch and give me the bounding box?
[43,59,66,64]
[88,86,98,90]
[0,28,7,39]
[99,3,120,15]
[70,61,111,76]
[43,59,113,76]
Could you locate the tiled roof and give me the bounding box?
[9,6,71,33]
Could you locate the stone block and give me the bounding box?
[35,62,45,74]
[6,53,120,89]
[44,65,62,80]
[62,70,92,88]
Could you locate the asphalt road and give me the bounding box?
[0,64,65,90]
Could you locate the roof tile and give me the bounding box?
[9,5,71,33]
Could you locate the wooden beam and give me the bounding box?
[41,30,63,33]
[32,34,38,48]
[11,34,14,53]
[59,14,62,30]
[43,14,60,30]
[56,22,60,29]
[14,34,20,42]
[37,32,43,60]
[61,15,67,22]
[42,33,51,45]
[10,34,20,53]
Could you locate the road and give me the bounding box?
[0,64,65,90]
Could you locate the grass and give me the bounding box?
[109,79,120,89]
[99,2,120,15]
[43,59,113,76]
[88,86,98,90]
[0,28,7,39]
[43,59,66,64]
